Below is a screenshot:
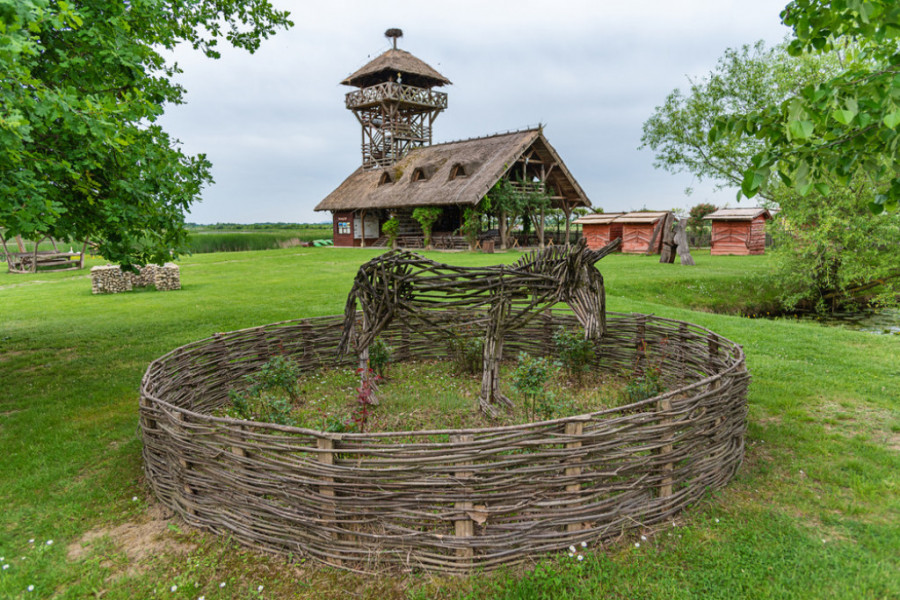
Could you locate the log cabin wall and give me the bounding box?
[621,222,663,254]
[710,216,767,255]
[582,223,623,250]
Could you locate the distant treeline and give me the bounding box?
[186,222,331,231]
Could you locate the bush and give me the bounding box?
[446,326,484,375]
[552,326,594,386]
[412,207,441,249]
[621,367,663,404]
[511,352,561,421]
[227,355,301,425]
[367,337,392,378]
[382,218,399,248]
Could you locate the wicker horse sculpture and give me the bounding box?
[338,238,621,416]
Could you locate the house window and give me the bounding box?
[378,172,392,186]
[412,168,427,182]
[337,221,351,235]
[449,164,467,180]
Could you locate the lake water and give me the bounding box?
[802,309,900,335]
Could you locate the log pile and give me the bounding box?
[91,263,180,294]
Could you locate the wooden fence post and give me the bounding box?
[174,412,196,517]
[635,315,647,374]
[317,435,342,567]
[451,434,475,563]
[565,421,584,533]
[657,398,674,499]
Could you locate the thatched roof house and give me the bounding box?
[318,32,592,248]
[704,208,772,255]
[316,128,591,247]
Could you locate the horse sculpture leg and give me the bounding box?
[479,299,513,417]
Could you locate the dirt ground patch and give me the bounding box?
[67,503,195,579]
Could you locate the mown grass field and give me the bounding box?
[0,247,897,599]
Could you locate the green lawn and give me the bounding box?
[0,247,897,599]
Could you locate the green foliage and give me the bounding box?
[367,337,392,378]
[227,355,300,425]
[187,230,329,254]
[642,41,843,199]
[447,326,484,375]
[771,183,900,312]
[412,207,442,249]
[460,208,482,249]
[718,2,900,211]
[381,217,400,247]
[621,368,663,404]
[511,352,561,421]
[0,0,292,268]
[687,202,718,235]
[552,326,594,386]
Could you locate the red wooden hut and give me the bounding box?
[574,213,624,250]
[704,208,772,255]
[618,212,668,254]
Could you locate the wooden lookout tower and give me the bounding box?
[342,29,451,170]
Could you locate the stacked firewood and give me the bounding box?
[90,263,180,294]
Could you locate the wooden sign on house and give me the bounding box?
[704,208,772,255]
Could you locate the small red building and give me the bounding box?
[704,208,772,255]
[574,213,624,250]
[618,212,668,254]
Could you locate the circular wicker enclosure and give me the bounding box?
[140,310,749,573]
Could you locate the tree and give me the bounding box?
[412,206,441,250]
[715,1,900,213]
[642,41,843,199]
[687,202,718,235]
[0,0,292,268]
[643,40,900,311]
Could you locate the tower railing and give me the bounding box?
[346,82,448,111]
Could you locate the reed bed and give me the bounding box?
[140,309,749,573]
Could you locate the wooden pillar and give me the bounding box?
[317,435,342,567]
[359,209,366,248]
[562,202,572,248]
[565,421,584,533]
[451,434,475,563]
[657,397,674,499]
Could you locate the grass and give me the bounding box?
[0,247,898,599]
[186,225,332,254]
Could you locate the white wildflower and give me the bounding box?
[28,585,34,592]
[580,541,587,548]
[568,545,576,553]
[171,585,177,592]
[715,518,720,523]
[640,535,647,541]
[3,564,9,570]
[220,582,226,588]
[132,497,138,502]
[258,584,264,592]
[568,552,574,558]
[45,540,52,546]
[577,555,584,561]
[28,539,34,544]
[634,542,640,548]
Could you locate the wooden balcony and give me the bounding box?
[346,82,448,111]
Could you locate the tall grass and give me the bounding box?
[186,228,331,254]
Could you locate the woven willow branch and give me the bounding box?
[141,309,750,574]
[338,238,621,415]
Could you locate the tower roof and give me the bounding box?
[341,48,452,89]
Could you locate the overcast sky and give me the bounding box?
[158,0,793,224]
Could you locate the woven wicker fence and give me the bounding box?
[140,309,749,573]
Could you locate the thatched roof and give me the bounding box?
[574,213,624,225]
[315,128,591,213]
[704,208,771,221]
[616,211,668,224]
[341,48,451,89]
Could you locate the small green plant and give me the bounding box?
[446,326,484,374]
[511,352,560,421]
[553,326,595,386]
[368,336,392,378]
[382,217,400,248]
[621,367,663,404]
[227,355,301,425]
[412,206,442,249]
